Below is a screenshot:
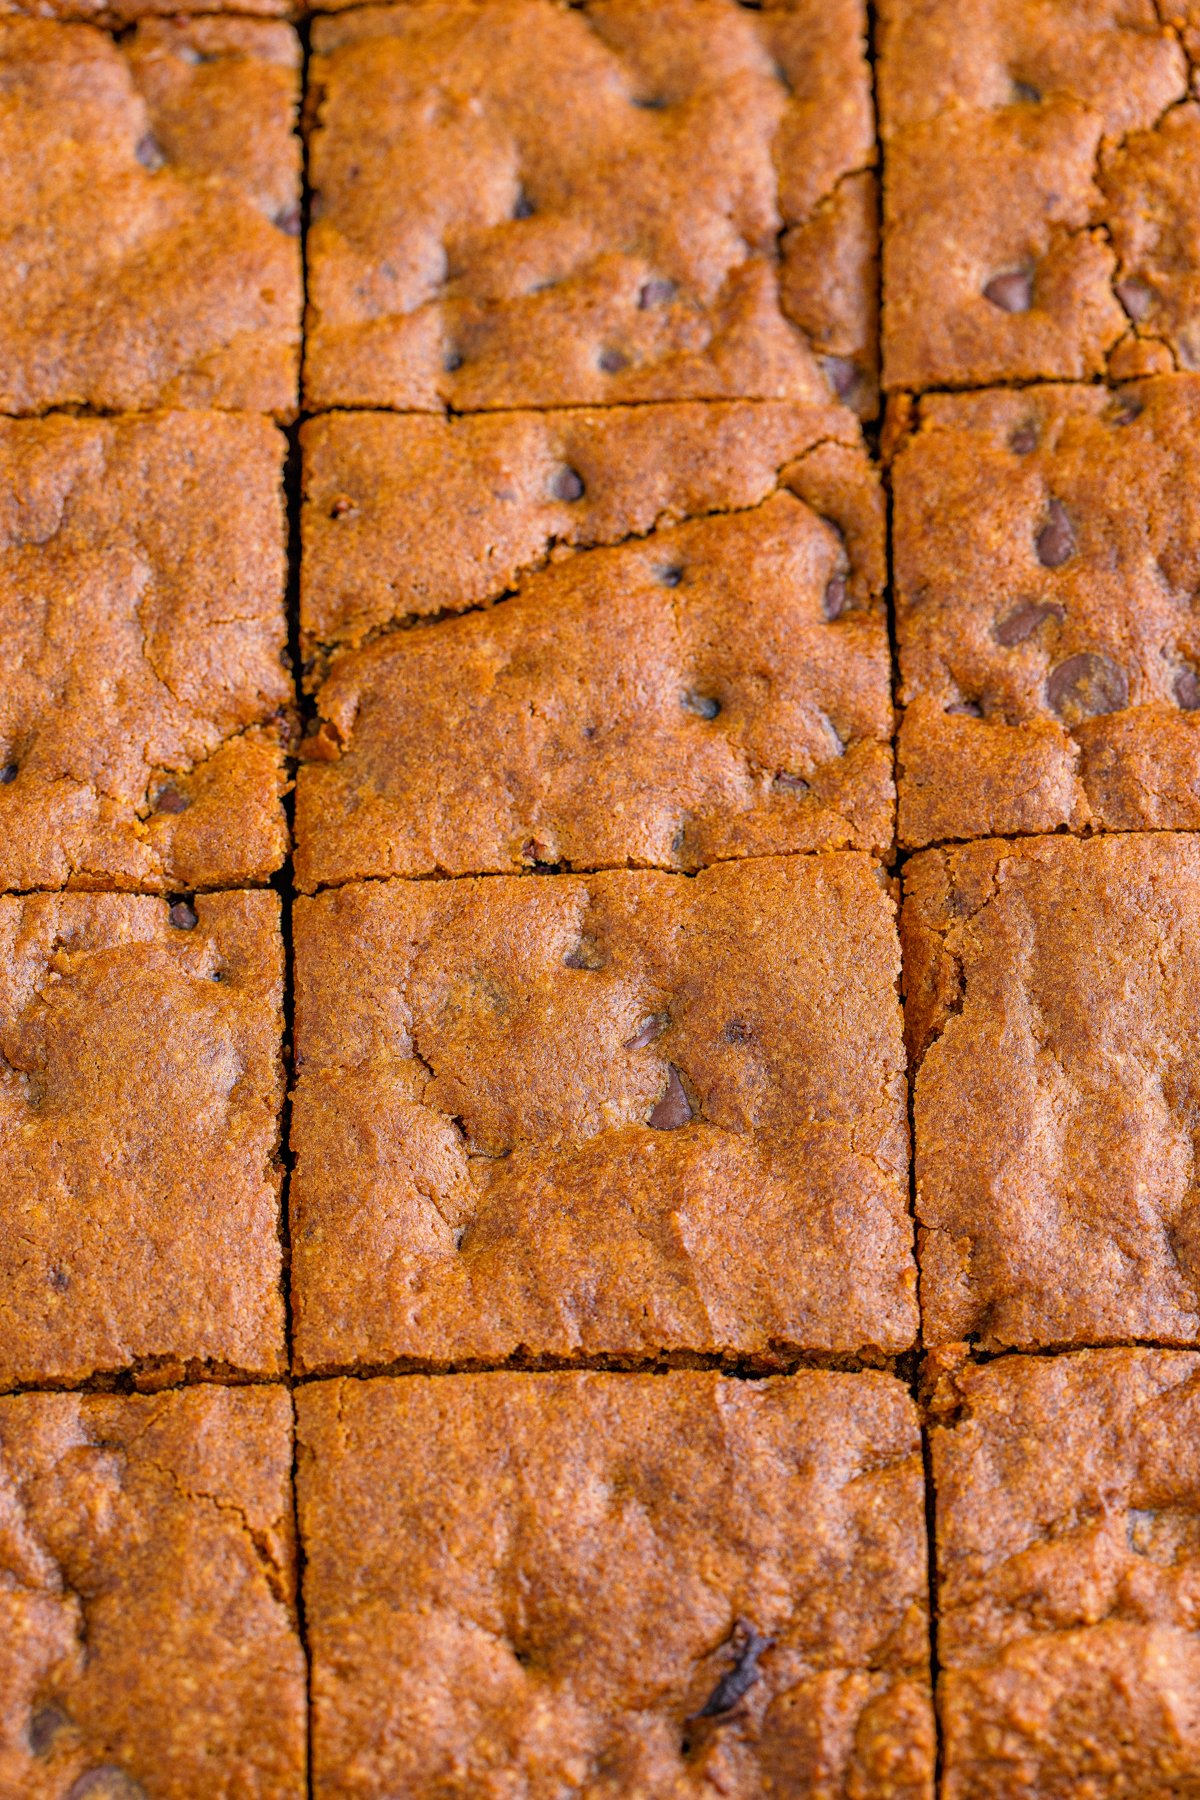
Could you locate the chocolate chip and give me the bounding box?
[1176,668,1200,710]
[329,495,357,519]
[47,1268,69,1292]
[1009,423,1038,455]
[443,350,463,373]
[1035,499,1075,568]
[625,1011,668,1051]
[513,189,535,220]
[657,564,684,587]
[633,94,667,110]
[28,1704,69,1754]
[823,573,847,620]
[1115,278,1153,323]
[550,466,585,503]
[683,692,721,720]
[1108,390,1142,427]
[1011,79,1041,103]
[994,601,1064,646]
[721,1020,751,1045]
[135,133,165,172]
[773,771,809,794]
[983,270,1032,313]
[598,348,626,373]
[273,203,301,237]
[0,763,15,784]
[647,1065,692,1130]
[946,700,982,717]
[154,786,188,815]
[66,1771,147,1800]
[168,900,198,930]
[563,937,606,971]
[692,1621,773,1721]
[820,354,858,401]
[671,824,687,854]
[638,277,676,308]
[1046,652,1128,719]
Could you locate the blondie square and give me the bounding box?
[297,1370,934,1799]
[880,0,1197,392]
[0,412,294,893]
[0,891,286,1388]
[0,18,301,416]
[304,0,878,414]
[892,378,1200,848]
[904,833,1200,1353]
[296,401,891,888]
[0,1385,305,1798]
[290,854,915,1373]
[932,1350,1200,1800]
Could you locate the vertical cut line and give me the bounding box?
[921,1423,944,1800]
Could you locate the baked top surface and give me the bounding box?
[304,0,877,413]
[903,832,1200,1353]
[296,1369,933,1799]
[892,376,1200,847]
[296,401,893,885]
[879,0,1194,391]
[0,412,294,893]
[0,17,301,417]
[0,891,287,1388]
[0,1384,305,1799]
[931,1349,1200,1800]
[289,854,916,1371]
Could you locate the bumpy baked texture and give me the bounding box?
[0,413,294,893]
[879,0,1195,391]
[904,833,1200,1353]
[892,378,1200,847]
[0,18,301,416]
[290,855,915,1373]
[0,891,287,1388]
[304,0,878,414]
[0,1385,305,1799]
[931,1350,1200,1800]
[297,1370,934,1800]
[296,402,891,887]
[2,0,285,17]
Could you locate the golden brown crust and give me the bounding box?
[0,891,287,1388]
[0,412,294,893]
[879,0,1189,391]
[903,833,1200,1353]
[296,402,892,886]
[297,1370,934,1799]
[304,0,877,414]
[0,19,301,417]
[932,1350,1200,1800]
[0,1385,306,1798]
[290,855,916,1373]
[892,378,1200,848]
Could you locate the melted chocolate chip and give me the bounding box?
[647,1064,692,1131]
[0,763,16,784]
[443,349,464,373]
[773,771,809,794]
[28,1704,69,1755]
[683,692,721,720]
[983,270,1032,313]
[1115,278,1153,323]
[1035,499,1075,568]
[1009,422,1038,455]
[638,277,676,308]
[598,348,627,373]
[693,1621,773,1720]
[47,1268,69,1292]
[274,203,301,237]
[657,564,684,587]
[994,601,1064,646]
[1011,79,1041,103]
[66,1771,147,1800]
[1108,390,1142,427]
[550,466,585,503]
[563,938,606,971]
[168,900,198,931]
[1046,652,1128,719]
[135,133,165,172]
[154,786,188,815]
[625,1011,668,1051]
[823,573,847,620]
[513,189,535,220]
[633,94,668,111]
[1176,668,1200,710]
[820,354,858,401]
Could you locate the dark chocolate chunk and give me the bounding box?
[47,1268,69,1292]
[647,1065,692,1131]
[550,466,585,503]
[66,1771,147,1800]
[820,354,858,400]
[1046,652,1129,719]
[563,937,606,971]
[28,1704,70,1755]
[983,270,1032,313]
[1115,278,1153,323]
[1176,668,1200,711]
[683,692,721,720]
[624,1012,669,1051]
[168,900,198,931]
[134,134,165,172]
[1009,422,1038,455]
[443,349,464,373]
[512,189,535,220]
[994,601,1064,646]
[598,348,627,374]
[693,1621,773,1719]
[657,564,684,587]
[1035,499,1075,568]
[273,203,301,237]
[154,786,189,815]
[1011,79,1041,103]
[638,278,676,308]
[0,763,16,784]
[823,573,847,620]
[773,771,809,794]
